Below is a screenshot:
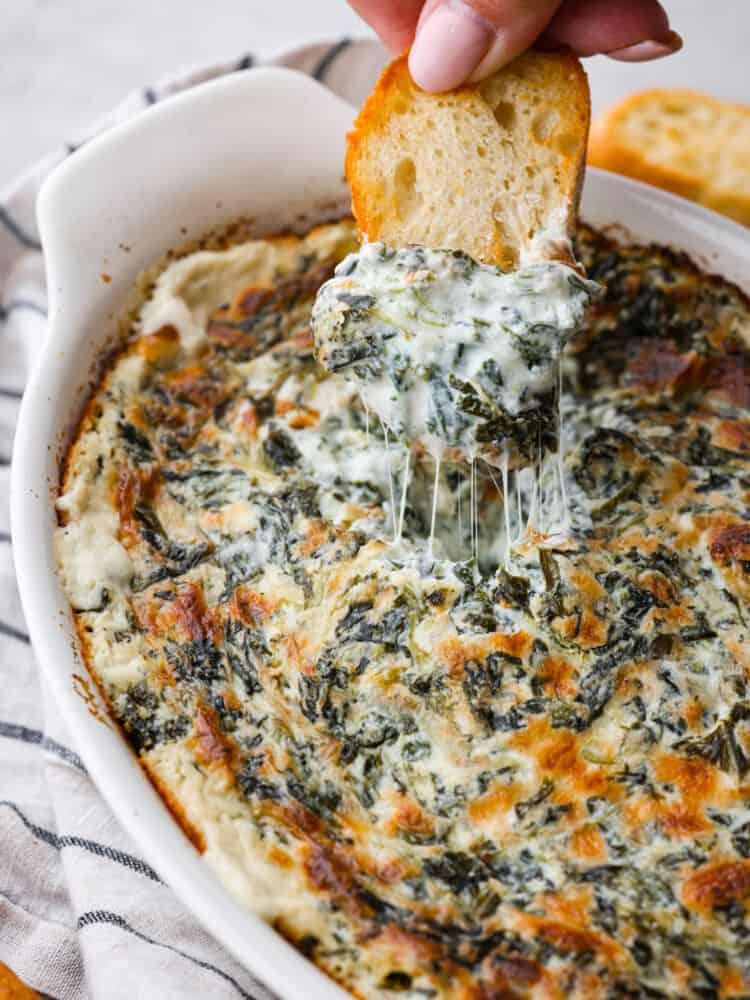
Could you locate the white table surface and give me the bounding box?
[2,0,748,190]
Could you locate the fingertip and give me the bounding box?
[606,29,683,62]
[408,2,494,92]
[408,0,561,91]
[541,0,675,57]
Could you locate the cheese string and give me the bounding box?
[428,450,441,558]
[382,420,398,542]
[376,357,570,562]
[397,446,410,544]
[556,362,570,535]
[457,467,463,550]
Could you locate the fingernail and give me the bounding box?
[607,30,683,63]
[409,1,494,92]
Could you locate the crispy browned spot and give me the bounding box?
[288,408,320,429]
[163,364,226,409]
[659,803,712,837]
[205,321,254,349]
[569,823,607,862]
[134,580,218,646]
[386,795,435,838]
[683,861,750,909]
[655,753,717,802]
[439,632,532,676]
[171,582,216,641]
[192,703,237,768]
[115,466,159,545]
[233,587,275,626]
[299,521,331,558]
[305,842,359,903]
[536,729,579,776]
[239,404,259,438]
[625,338,697,391]
[235,285,274,317]
[138,361,237,449]
[268,846,294,870]
[208,260,338,353]
[513,718,608,798]
[536,656,577,700]
[707,353,750,408]
[713,419,750,455]
[558,606,609,649]
[137,324,180,366]
[276,799,323,839]
[468,781,520,823]
[709,522,750,566]
[535,920,603,955]
[490,956,542,987]
[685,697,704,731]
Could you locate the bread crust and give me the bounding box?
[346,51,590,267]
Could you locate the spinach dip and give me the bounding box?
[55,218,750,999]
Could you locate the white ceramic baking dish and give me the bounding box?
[10,65,750,1000]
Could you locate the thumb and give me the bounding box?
[409,0,562,92]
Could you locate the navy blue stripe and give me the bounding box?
[0,720,86,772]
[0,206,42,251]
[0,619,30,643]
[235,53,255,71]
[0,801,162,883]
[311,38,352,82]
[0,387,23,399]
[78,911,255,999]
[0,298,47,321]
[0,531,10,542]
[143,87,158,105]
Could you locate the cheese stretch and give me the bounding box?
[312,242,598,468]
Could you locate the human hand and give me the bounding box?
[346,0,682,92]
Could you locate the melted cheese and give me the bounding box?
[54,510,133,611]
[311,242,598,461]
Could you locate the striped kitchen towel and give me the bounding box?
[0,38,386,1000]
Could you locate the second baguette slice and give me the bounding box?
[346,51,590,270]
[588,89,750,227]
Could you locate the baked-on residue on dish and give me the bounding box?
[56,218,750,999]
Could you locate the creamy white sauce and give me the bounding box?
[54,510,133,611]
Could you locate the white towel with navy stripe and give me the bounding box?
[0,37,387,1000]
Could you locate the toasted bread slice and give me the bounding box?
[346,51,590,269]
[588,89,750,227]
[0,964,39,1000]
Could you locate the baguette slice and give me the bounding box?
[589,89,750,227]
[346,51,590,269]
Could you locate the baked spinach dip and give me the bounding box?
[55,217,750,999]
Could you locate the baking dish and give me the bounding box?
[10,65,750,998]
